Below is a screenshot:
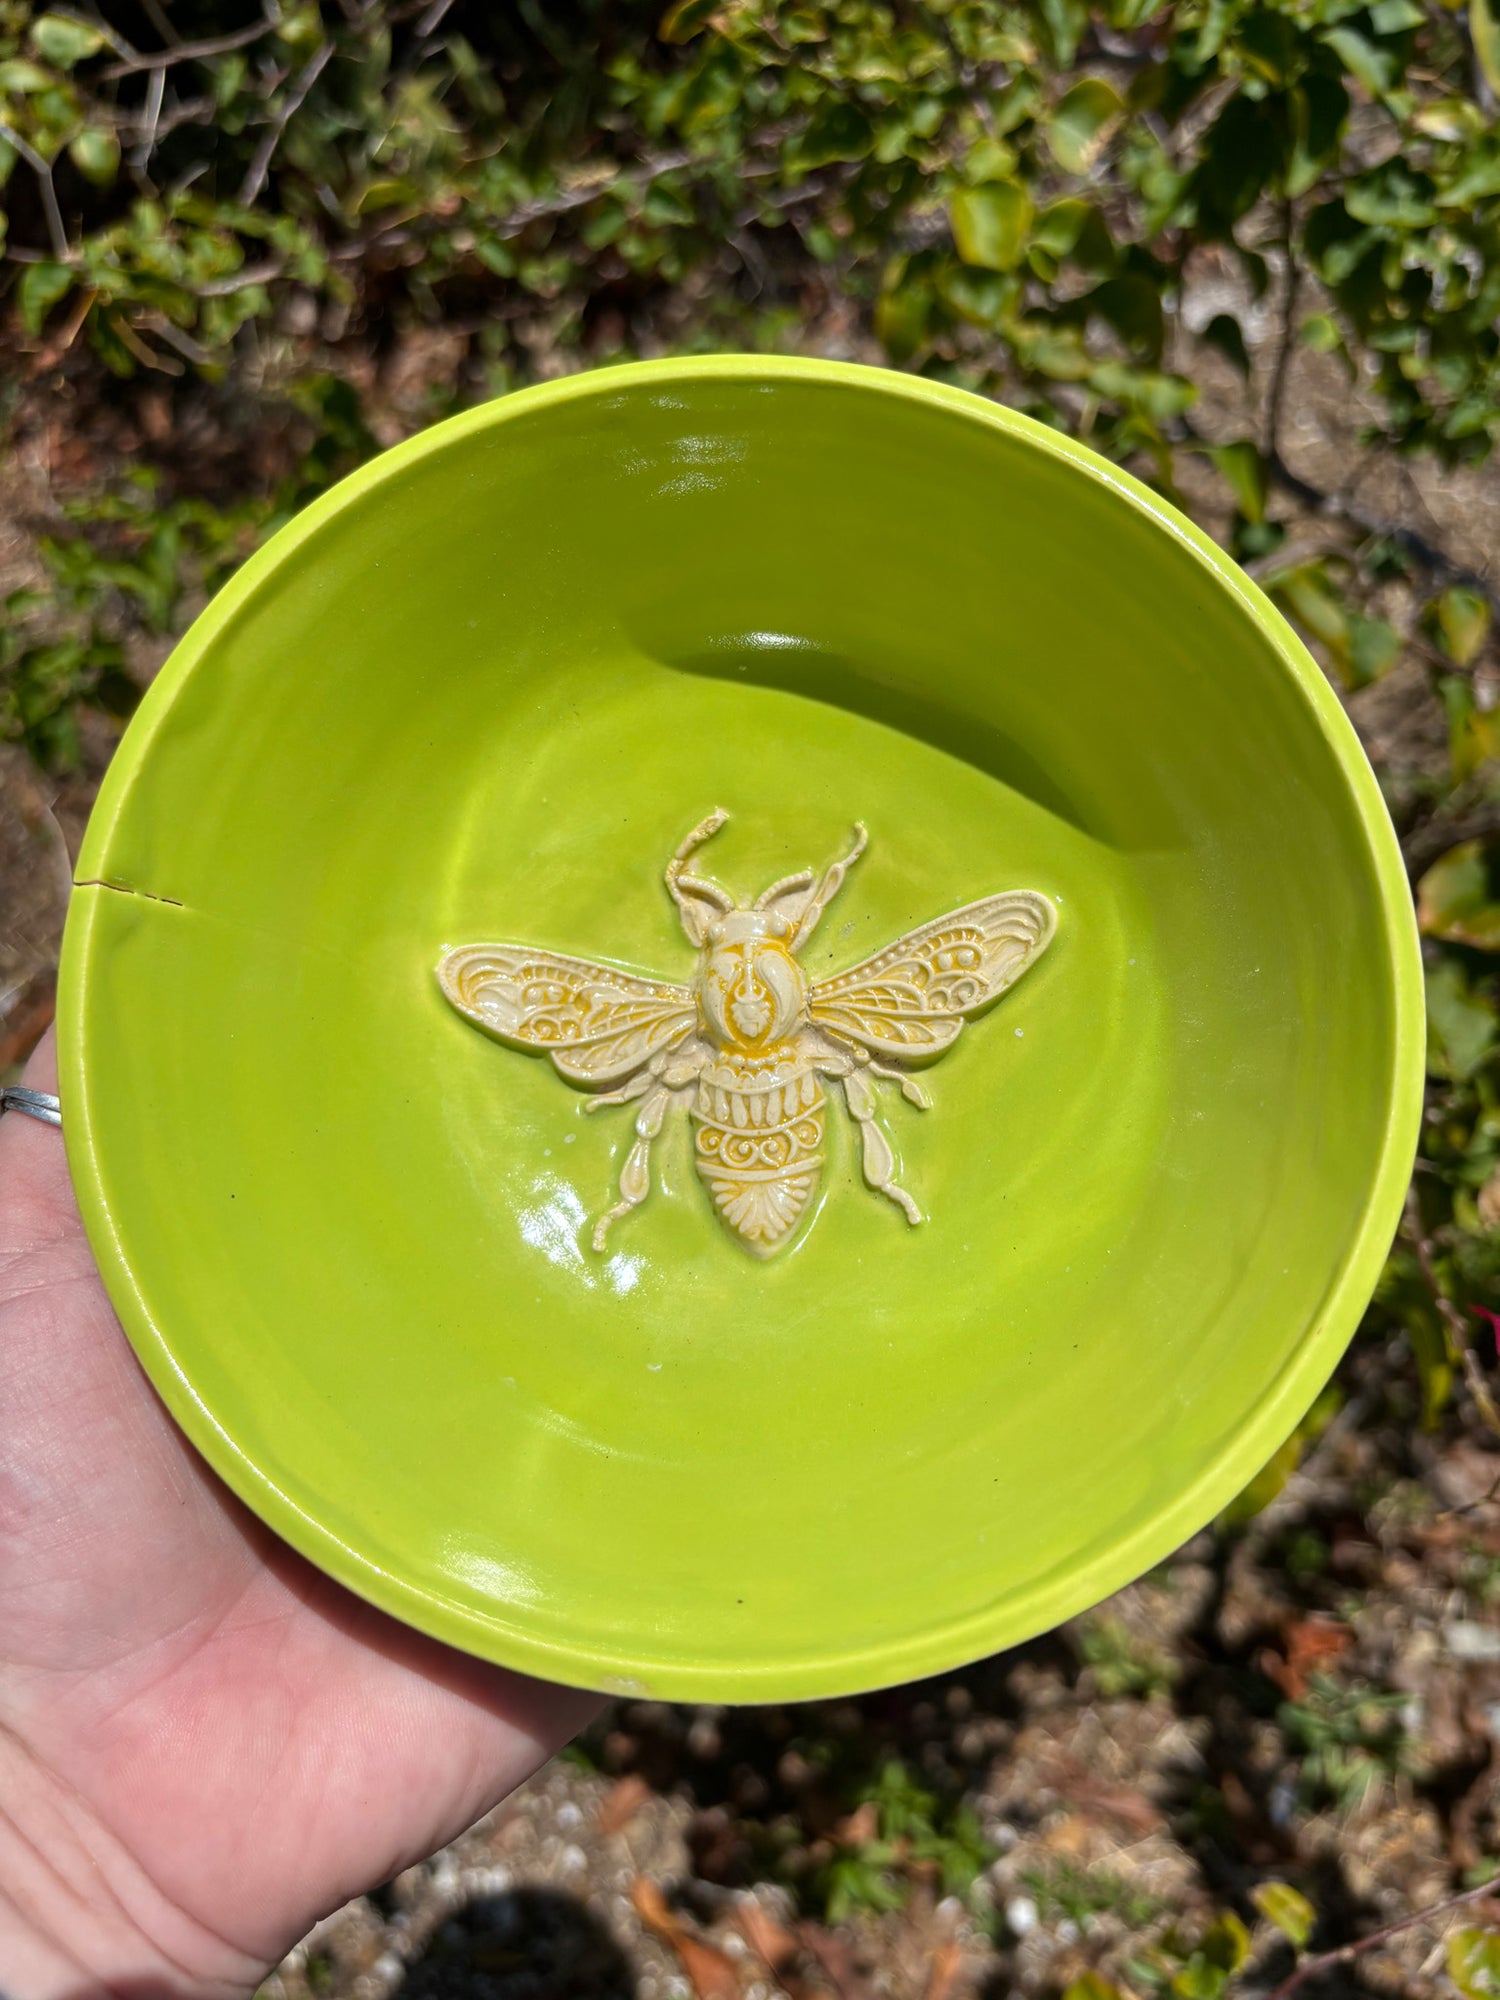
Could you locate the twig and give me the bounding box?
[1403,1188,1500,1439]
[131,64,166,172]
[104,310,181,373]
[1262,1875,1500,2000]
[100,11,283,77]
[138,0,180,47]
[0,124,71,263]
[29,284,97,371]
[194,258,286,296]
[490,148,697,240]
[1267,449,1500,618]
[238,41,333,205]
[1403,803,1500,881]
[61,8,139,62]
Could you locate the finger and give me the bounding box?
[0,1025,79,1265]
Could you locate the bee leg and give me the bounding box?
[591,1083,675,1252]
[583,1069,657,1113]
[861,1055,930,1109]
[840,1068,923,1227]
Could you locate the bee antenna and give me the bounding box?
[666,809,735,936]
[790,822,868,950]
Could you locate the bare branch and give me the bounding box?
[1404,804,1500,881]
[0,123,72,263]
[1266,449,1500,620]
[1261,1875,1500,2000]
[100,10,283,77]
[238,41,333,205]
[131,65,166,173]
[194,258,287,297]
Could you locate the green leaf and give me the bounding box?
[659,0,720,41]
[1047,78,1124,174]
[0,58,55,91]
[1032,197,1091,257]
[1428,586,1492,666]
[1064,1978,1126,2000]
[1289,73,1351,196]
[1021,324,1094,379]
[27,13,105,66]
[1320,24,1398,92]
[991,74,1041,135]
[17,261,74,337]
[950,181,1033,271]
[1251,1881,1317,1949]
[1427,958,1498,1081]
[1472,0,1500,95]
[1219,1431,1302,1526]
[1450,1928,1500,2000]
[1201,312,1250,377]
[1036,0,1089,65]
[1436,138,1500,207]
[963,136,1017,183]
[1415,97,1487,140]
[794,100,875,168]
[938,262,1019,327]
[874,264,933,363]
[1346,162,1436,226]
[1201,1912,1253,1973]
[1348,614,1400,686]
[1090,273,1163,358]
[1419,843,1500,951]
[1271,561,1349,658]
[274,4,324,48]
[67,124,119,185]
[1204,440,1268,522]
[1195,94,1283,233]
[1299,311,1357,379]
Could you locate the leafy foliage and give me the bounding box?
[3,1,1500,1467]
[1276,1670,1410,1811]
[810,1756,997,1921]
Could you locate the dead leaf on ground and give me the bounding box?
[1261,1614,1352,1699]
[1037,1750,1165,1836]
[798,1922,877,2000]
[924,1939,966,2000]
[834,1800,880,1846]
[597,1773,652,1835]
[629,1878,739,2000]
[734,1895,799,1974]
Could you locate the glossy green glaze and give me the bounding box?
[58,357,1422,1700]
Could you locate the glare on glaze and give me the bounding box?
[437,811,1058,1259]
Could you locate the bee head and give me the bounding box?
[665,810,869,954]
[706,909,790,946]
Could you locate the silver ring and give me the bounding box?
[0,1088,62,1129]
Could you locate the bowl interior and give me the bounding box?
[63,360,1417,1698]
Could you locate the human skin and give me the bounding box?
[0,1028,598,1999]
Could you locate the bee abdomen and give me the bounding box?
[694,1065,824,1257]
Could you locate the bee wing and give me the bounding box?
[438,944,696,1086]
[808,891,1057,1060]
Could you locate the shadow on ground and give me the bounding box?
[391,1886,636,2000]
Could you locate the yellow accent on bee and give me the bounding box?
[437,813,1058,1258]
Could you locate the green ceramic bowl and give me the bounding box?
[59,356,1422,1701]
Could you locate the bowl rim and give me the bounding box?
[59,353,1425,1700]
